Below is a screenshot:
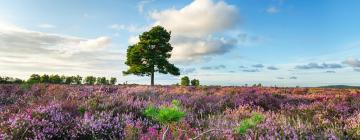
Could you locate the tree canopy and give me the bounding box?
[123,26,180,86]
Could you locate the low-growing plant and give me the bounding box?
[77,106,86,115]
[143,100,186,140]
[20,82,33,91]
[235,113,265,135]
[144,100,186,124]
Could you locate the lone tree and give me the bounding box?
[181,76,190,86]
[191,79,200,87]
[123,26,180,86]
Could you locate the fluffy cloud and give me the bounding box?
[171,36,237,61]
[267,66,279,70]
[295,63,343,69]
[150,0,238,37]
[0,23,121,78]
[149,0,239,62]
[252,64,264,68]
[0,24,111,54]
[343,58,360,68]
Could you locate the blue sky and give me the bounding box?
[1,0,360,86]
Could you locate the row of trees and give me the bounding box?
[180,76,200,86]
[27,74,117,85]
[0,76,23,84]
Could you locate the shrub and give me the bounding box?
[191,79,200,87]
[235,113,265,134]
[84,76,96,85]
[180,76,190,86]
[110,77,117,85]
[144,100,186,124]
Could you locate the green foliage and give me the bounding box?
[190,79,200,86]
[65,76,74,84]
[96,77,109,85]
[77,106,86,115]
[143,100,186,124]
[180,76,190,86]
[27,74,41,84]
[74,75,82,84]
[40,74,50,83]
[123,26,180,85]
[84,76,97,85]
[235,113,265,135]
[20,82,33,91]
[49,75,62,84]
[0,76,23,84]
[110,77,117,85]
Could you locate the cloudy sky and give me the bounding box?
[1,0,360,86]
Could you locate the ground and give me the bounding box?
[1,84,360,139]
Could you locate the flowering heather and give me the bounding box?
[1,84,360,139]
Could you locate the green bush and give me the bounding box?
[143,100,186,124]
[235,113,265,134]
[190,79,200,86]
[180,76,190,86]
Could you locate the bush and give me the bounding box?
[143,100,186,124]
[235,113,265,134]
[191,79,200,86]
[180,76,190,86]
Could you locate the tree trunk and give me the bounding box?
[151,71,154,86]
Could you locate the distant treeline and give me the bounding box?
[0,74,117,85]
[0,76,24,84]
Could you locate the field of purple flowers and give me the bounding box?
[0,84,360,139]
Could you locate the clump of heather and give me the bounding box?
[0,84,359,139]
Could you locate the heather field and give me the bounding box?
[0,84,360,140]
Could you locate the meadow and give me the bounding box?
[0,84,360,140]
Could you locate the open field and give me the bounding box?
[1,84,360,139]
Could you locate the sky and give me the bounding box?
[1,0,360,87]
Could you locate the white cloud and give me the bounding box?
[266,6,279,14]
[37,23,56,29]
[170,36,237,61]
[78,36,111,51]
[128,35,140,45]
[150,0,238,37]
[147,0,239,62]
[343,58,360,68]
[0,23,122,78]
[0,24,111,54]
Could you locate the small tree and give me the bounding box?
[40,74,50,83]
[96,77,109,85]
[190,79,200,87]
[123,26,180,86]
[49,75,62,84]
[74,75,82,84]
[143,100,186,140]
[180,76,190,86]
[110,77,117,85]
[27,74,41,84]
[84,76,96,85]
[64,76,73,84]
